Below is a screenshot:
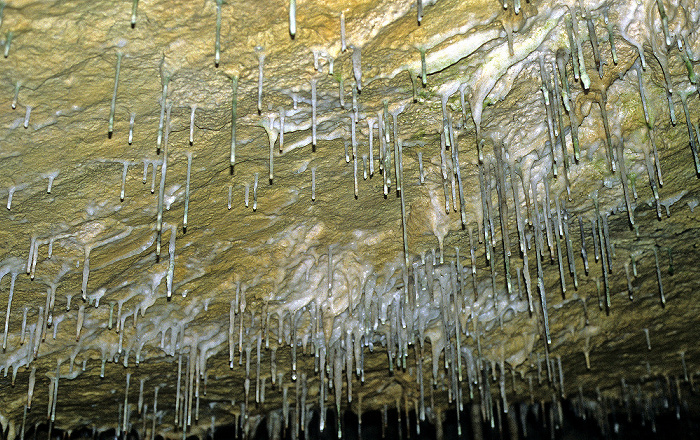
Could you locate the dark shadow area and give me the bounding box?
[7,397,699,440]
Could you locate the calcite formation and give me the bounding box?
[0,0,699,438]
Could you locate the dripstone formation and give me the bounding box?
[0,0,699,439]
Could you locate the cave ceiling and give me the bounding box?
[0,0,699,438]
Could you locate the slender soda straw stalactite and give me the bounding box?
[367,117,375,176]
[543,176,555,259]
[156,104,172,258]
[215,0,222,66]
[594,200,611,313]
[352,114,358,197]
[189,105,196,145]
[420,47,427,86]
[643,144,662,218]
[493,142,511,295]
[565,16,580,80]
[120,162,128,201]
[538,56,558,177]
[253,173,259,211]
[175,355,182,425]
[82,246,91,300]
[598,90,615,172]
[417,0,423,24]
[20,306,27,345]
[440,134,450,212]
[108,52,123,137]
[556,49,571,112]
[399,140,409,271]
[311,167,316,201]
[586,16,602,78]
[51,361,59,422]
[551,60,571,195]
[278,107,285,152]
[338,77,345,109]
[229,301,235,367]
[409,69,417,102]
[131,0,139,27]
[553,204,567,297]
[653,246,665,306]
[351,45,362,92]
[455,141,467,226]
[138,379,145,415]
[311,78,317,149]
[680,94,700,174]
[27,367,36,409]
[23,106,31,128]
[184,153,192,231]
[391,109,401,192]
[11,81,20,109]
[624,262,633,299]
[656,0,672,47]
[478,163,489,255]
[578,216,589,273]
[264,115,278,183]
[256,48,265,114]
[7,186,17,211]
[2,272,16,350]
[340,11,346,52]
[377,110,384,173]
[230,75,238,170]
[570,14,590,90]
[25,237,35,275]
[327,245,333,295]
[418,152,424,184]
[616,140,635,227]
[151,387,159,440]
[602,212,614,262]
[122,373,131,432]
[513,178,534,313]
[650,128,663,187]
[634,58,651,127]
[531,180,551,345]
[562,205,577,289]
[680,36,698,84]
[4,31,12,58]
[289,0,296,38]
[129,113,135,145]
[352,79,358,114]
[156,75,170,154]
[603,9,617,65]
[642,328,651,350]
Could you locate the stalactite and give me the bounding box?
[108,52,123,137]
[680,93,700,174]
[531,180,551,345]
[616,140,635,227]
[653,245,665,306]
[257,48,265,114]
[539,56,558,177]
[586,16,602,78]
[562,205,577,289]
[570,13,590,90]
[289,0,296,38]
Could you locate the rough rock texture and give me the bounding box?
[0,0,699,438]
